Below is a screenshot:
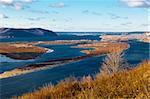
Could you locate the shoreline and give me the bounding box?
[100,33,150,43]
[46,49,54,53]
[0,54,96,79]
[72,41,129,55]
[0,40,95,60]
[0,48,54,62]
[0,41,129,79]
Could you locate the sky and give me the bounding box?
[0,0,150,32]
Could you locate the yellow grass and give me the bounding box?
[17,60,150,99]
[73,41,129,55]
[0,43,47,53]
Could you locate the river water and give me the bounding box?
[0,35,149,98]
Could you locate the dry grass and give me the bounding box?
[0,43,47,53]
[73,41,129,55]
[32,40,95,45]
[17,58,150,99]
[0,40,95,54]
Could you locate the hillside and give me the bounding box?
[17,60,150,99]
[0,28,57,38]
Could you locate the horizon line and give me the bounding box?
[0,27,149,33]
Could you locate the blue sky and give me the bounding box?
[0,0,149,32]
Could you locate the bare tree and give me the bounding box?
[100,51,128,75]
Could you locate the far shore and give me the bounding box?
[100,33,150,43]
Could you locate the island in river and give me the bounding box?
[0,40,128,79]
[0,31,149,79]
[0,43,48,60]
[0,40,95,60]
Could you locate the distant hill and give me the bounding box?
[0,28,57,38]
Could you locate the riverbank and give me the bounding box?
[0,54,95,79]
[17,60,150,99]
[30,40,96,45]
[72,41,129,55]
[0,43,48,60]
[0,40,95,60]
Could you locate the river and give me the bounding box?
[0,35,149,98]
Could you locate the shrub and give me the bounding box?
[100,51,128,75]
[17,59,150,99]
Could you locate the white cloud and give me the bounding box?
[121,0,150,8]
[82,10,89,14]
[22,0,33,3]
[0,0,33,10]
[0,0,13,5]
[49,2,65,8]
[82,10,101,16]
[0,13,8,18]
[92,12,101,16]
[14,3,23,10]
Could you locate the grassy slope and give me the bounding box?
[17,60,150,99]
